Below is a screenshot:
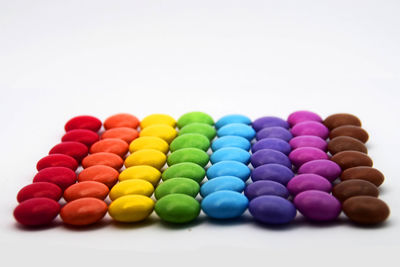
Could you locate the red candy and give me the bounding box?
[36,154,78,171]
[14,198,61,226]
[17,182,62,203]
[49,141,88,162]
[62,129,99,147]
[64,115,102,132]
[33,167,77,191]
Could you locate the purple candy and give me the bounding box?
[288,147,329,168]
[249,196,297,225]
[291,121,329,139]
[251,163,294,185]
[251,149,292,169]
[252,138,291,155]
[294,190,341,222]
[287,174,332,195]
[256,127,293,142]
[287,110,322,126]
[289,135,328,151]
[252,116,289,132]
[298,159,341,182]
[245,180,290,200]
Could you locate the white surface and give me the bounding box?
[1,0,399,266]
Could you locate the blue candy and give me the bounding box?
[207,161,251,181]
[201,190,249,219]
[217,123,256,141]
[251,138,292,155]
[200,176,246,197]
[215,114,252,129]
[211,136,251,152]
[249,195,297,224]
[210,147,250,164]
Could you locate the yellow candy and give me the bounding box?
[124,149,167,170]
[139,124,177,144]
[109,179,154,201]
[108,195,154,222]
[140,114,176,129]
[119,165,161,186]
[129,136,169,154]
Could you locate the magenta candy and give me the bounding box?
[289,135,328,151]
[298,159,341,182]
[287,174,332,195]
[252,116,289,131]
[291,121,329,139]
[288,147,329,168]
[256,127,293,142]
[287,111,322,126]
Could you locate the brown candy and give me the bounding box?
[332,179,379,202]
[331,151,372,170]
[323,113,361,130]
[341,166,384,186]
[329,125,369,143]
[343,196,390,225]
[328,136,367,155]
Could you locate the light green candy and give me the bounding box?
[179,123,216,140]
[155,193,200,224]
[167,147,209,167]
[155,178,200,200]
[169,133,210,152]
[177,112,214,129]
[162,162,206,183]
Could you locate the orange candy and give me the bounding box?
[90,138,129,157]
[104,113,140,130]
[60,197,108,226]
[101,127,139,143]
[78,165,119,188]
[63,181,109,202]
[82,152,123,170]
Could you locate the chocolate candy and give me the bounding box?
[170,133,210,152]
[291,121,329,139]
[331,151,373,170]
[329,125,369,143]
[206,161,251,181]
[288,147,329,168]
[62,129,99,147]
[33,167,77,191]
[109,179,154,200]
[155,178,200,200]
[245,180,289,200]
[211,135,251,151]
[17,182,62,203]
[217,123,256,141]
[162,162,206,183]
[342,196,390,225]
[251,149,292,169]
[119,165,161,186]
[140,114,176,129]
[201,191,248,219]
[251,138,291,155]
[251,164,294,185]
[82,152,124,170]
[63,181,109,202]
[167,147,209,167]
[256,126,293,142]
[36,154,78,171]
[323,113,361,130]
[103,113,139,129]
[109,195,155,223]
[215,114,251,129]
[64,115,102,132]
[60,197,108,226]
[177,112,214,129]
[340,166,384,187]
[78,165,119,188]
[289,135,328,151]
[332,179,379,202]
[90,138,129,157]
[287,174,332,195]
[200,176,246,197]
[327,136,367,155]
[298,159,341,182]
[101,127,139,143]
[252,116,289,131]
[210,147,250,164]
[180,123,217,140]
[14,198,60,226]
[287,111,322,126]
[249,196,296,224]
[124,149,166,170]
[49,141,88,163]
[155,193,200,223]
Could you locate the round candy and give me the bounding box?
[287,110,322,126]
[170,133,210,152]
[64,115,102,132]
[215,114,251,129]
[63,181,109,202]
[288,147,329,168]
[124,149,166,170]
[62,129,99,147]
[329,125,369,143]
[90,138,129,157]
[33,167,77,191]
[155,178,200,200]
[119,165,161,186]
[129,136,169,154]
[49,142,88,163]
[249,196,296,224]
[201,191,248,219]
[210,147,250,165]
[155,193,200,223]
[332,179,379,202]
[108,195,154,222]
[251,149,292,169]
[323,113,362,130]
[217,123,256,141]
[101,127,139,143]
[82,152,123,170]
[252,116,289,131]
[340,166,384,187]
[256,127,293,142]
[291,121,329,139]
[14,198,60,226]
[17,182,62,203]
[167,147,209,167]
[36,154,78,171]
[251,163,294,185]
[331,151,373,170]
[200,176,246,197]
[251,138,291,155]
[140,114,176,129]
[109,179,154,200]
[328,136,367,155]
[289,135,328,151]
[211,136,251,152]
[139,124,177,144]
[286,173,332,195]
[179,123,216,140]
[60,197,108,226]
[342,196,390,225]
[78,165,119,188]
[104,113,139,129]
[245,180,289,200]
[162,162,205,183]
[206,161,250,181]
[177,112,214,129]
[294,190,341,222]
[298,160,341,182]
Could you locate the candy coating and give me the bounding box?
[206,161,250,181]
[140,114,176,129]
[101,127,139,143]
[17,182,62,203]
[124,149,167,170]
[49,141,88,163]
[251,164,294,185]
[104,113,139,129]
[170,133,210,152]
[256,127,293,142]
[215,114,251,129]
[211,136,251,152]
[217,123,256,141]
[167,148,209,167]
[245,180,289,200]
[201,191,248,219]
[155,193,200,223]
[179,123,216,140]
[109,179,154,200]
[63,181,109,202]
[251,149,292,169]
[287,173,332,195]
[139,124,177,144]
[82,152,123,170]
[108,195,154,223]
[78,165,119,188]
[210,147,250,164]
[287,110,322,126]
[14,198,60,226]
[65,115,102,132]
[162,162,205,183]
[288,147,329,168]
[33,167,77,191]
[177,112,214,129]
[298,160,341,182]
[252,138,291,155]
[119,165,161,186]
[252,116,289,131]
[249,196,296,224]
[129,136,169,154]
[155,178,200,200]
[200,176,246,197]
[60,197,108,226]
[62,129,99,147]
[291,121,329,139]
[90,138,129,157]
[36,154,78,171]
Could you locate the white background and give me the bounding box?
[1,0,399,266]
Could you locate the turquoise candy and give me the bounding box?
[200,176,246,197]
[210,147,250,165]
[217,123,256,141]
[215,114,251,129]
[211,136,251,152]
[201,190,249,219]
[206,161,251,181]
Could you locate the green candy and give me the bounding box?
[162,162,205,183]
[169,133,210,152]
[155,178,200,200]
[177,112,214,129]
[179,123,216,140]
[167,148,209,167]
[155,193,200,223]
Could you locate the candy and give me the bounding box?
[206,161,251,181]
[251,138,291,155]
[167,148,209,167]
[332,179,379,202]
[331,151,373,170]
[170,133,210,152]
[249,196,296,224]
[327,136,367,155]
[298,160,341,182]
[101,127,139,143]
[252,116,289,131]
[89,138,129,157]
[109,179,154,200]
[256,127,293,142]
[119,165,161,186]
[155,178,200,200]
[14,198,60,226]
[291,121,329,139]
[289,135,327,151]
[103,113,139,129]
[162,162,205,183]
[287,111,322,126]
[139,124,177,144]
[82,152,123,170]
[215,114,251,129]
[286,174,332,195]
[33,167,77,191]
[140,114,176,129]
[342,196,390,225]
[124,149,166,170]
[294,190,341,222]
[211,136,251,152]
[210,147,250,164]
[200,176,246,197]
[251,164,294,185]
[288,147,329,168]
[49,142,88,163]
[323,113,362,130]
[340,166,384,186]
[179,123,217,140]
[250,149,292,169]
[36,154,78,171]
[64,115,102,132]
[62,129,99,147]
[201,191,248,219]
[155,193,201,223]
[129,136,169,154]
[60,197,108,226]
[78,165,119,188]
[245,180,289,200]
[108,195,154,223]
[329,125,369,143]
[217,123,256,141]
[63,181,109,202]
[177,112,214,129]
[17,182,62,203]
